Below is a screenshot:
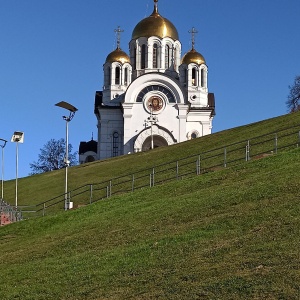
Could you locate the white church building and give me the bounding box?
[79,0,215,164]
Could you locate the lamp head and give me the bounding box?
[0,138,7,148]
[55,101,78,113]
[11,131,24,143]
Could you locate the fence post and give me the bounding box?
[152,168,155,187]
[176,161,179,180]
[246,140,250,161]
[43,203,46,217]
[224,148,227,167]
[109,180,112,197]
[89,184,93,204]
[274,133,278,154]
[196,155,201,175]
[106,186,109,198]
[132,174,135,192]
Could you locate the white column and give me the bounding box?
[123,103,134,154]
[176,104,188,142]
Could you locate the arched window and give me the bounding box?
[124,67,128,85]
[153,44,158,68]
[174,47,177,69]
[141,44,146,69]
[165,45,171,69]
[115,67,120,85]
[112,132,119,157]
[85,155,95,163]
[133,47,137,70]
[192,68,197,86]
[201,69,204,87]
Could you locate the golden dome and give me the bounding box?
[181,48,206,65]
[105,47,130,64]
[132,2,179,40]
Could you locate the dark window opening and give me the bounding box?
[192,68,197,86]
[141,45,146,69]
[153,44,158,68]
[115,67,120,85]
[124,68,128,85]
[165,45,170,68]
[112,132,119,157]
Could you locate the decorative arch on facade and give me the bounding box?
[188,63,200,87]
[200,65,208,89]
[79,151,97,164]
[133,125,176,152]
[124,73,186,104]
[85,155,96,163]
[122,63,132,86]
[148,37,162,69]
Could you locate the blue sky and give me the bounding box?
[0,0,299,181]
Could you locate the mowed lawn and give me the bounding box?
[0,147,299,299]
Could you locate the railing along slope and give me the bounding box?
[19,123,300,218]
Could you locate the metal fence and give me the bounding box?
[20,125,300,218]
[0,199,23,225]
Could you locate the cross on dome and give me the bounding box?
[188,27,198,50]
[114,25,124,49]
[153,0,159,13]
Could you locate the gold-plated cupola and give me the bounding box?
[181,49,206,65]
[105,48,130,64]
[132,0,179,40]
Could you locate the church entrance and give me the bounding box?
[142,135,168,151]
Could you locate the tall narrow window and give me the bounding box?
[112,132,119,157]
[153,44,158,68]
[141,44,146,69]
[192,68,197,86]
[201,69,204,87]
[165,45,171,68]
[124,68,128,85]
[133,47,137,70]
[174,47,177,69]
[115,67,120,85]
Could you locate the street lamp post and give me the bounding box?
[55,101,78,210]
[0,138,7,200]
[11,132,24,208]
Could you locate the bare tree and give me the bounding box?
[29,138,77,175]
[286,75,300,112]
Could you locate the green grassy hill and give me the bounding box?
[1,112,300,299]
[2,111,300,208]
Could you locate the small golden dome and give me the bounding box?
[132,2,179,40]
[181,48,206,65]
[105,48,130,64]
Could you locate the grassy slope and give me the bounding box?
[3,111,300,206]
[0,148,299,299]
